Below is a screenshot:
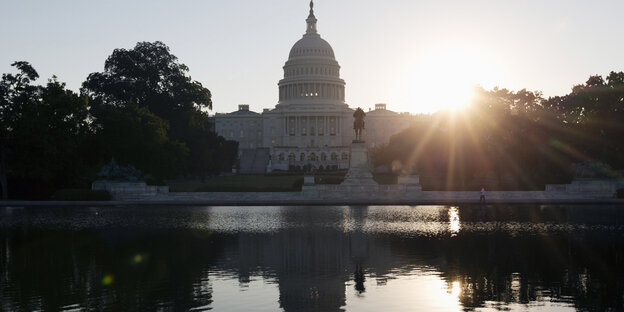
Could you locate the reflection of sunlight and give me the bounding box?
[449,207,461,236]
[210,273,280,311]
[450,281,461,298]
[203,206,285,233]
[345,273,462,311]
[361,206,453,236]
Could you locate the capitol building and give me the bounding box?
[214,1,411,173]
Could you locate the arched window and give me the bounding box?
[288,153,295,161]
[321,153,327,161]
[341,153,349,160]
[300,153,305,161]
[278,153,285,161]
[309,153,317,161]
[331,153,338,161]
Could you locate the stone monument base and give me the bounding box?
[300,142,423,199]
[341,142,377,186]
[92,180,169,200]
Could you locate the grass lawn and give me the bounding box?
[167,173,563,192]
[167,175,304,192]
[167,172,399,192]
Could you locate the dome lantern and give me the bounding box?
[306,1,318,34]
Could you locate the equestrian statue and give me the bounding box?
[353,107,366,142]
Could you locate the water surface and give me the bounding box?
[1,205,623,311]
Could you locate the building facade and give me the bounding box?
[214,1,411,172]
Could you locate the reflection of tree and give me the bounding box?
[0,229,222,311]
[435,232,624,310]
[1,205,623,311]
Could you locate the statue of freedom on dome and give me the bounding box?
[353,107,366,142]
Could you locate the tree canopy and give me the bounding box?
[1,42,238,199]
[82,41,236,181]
[372,72,624,190]
[1,63,92,199]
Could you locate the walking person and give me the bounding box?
[479,187,486,204]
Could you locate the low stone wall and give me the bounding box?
[546,179,622,197]
[107,189,615,203]
[302,184,422,199]
[92,181,169,200]
[93,178,619,203]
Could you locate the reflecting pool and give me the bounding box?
[1,205,623,311]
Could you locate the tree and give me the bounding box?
[1,62,93,199]
[82,41,237,179]
[540,71,624,167]
[371,86,579,190]
[87,102,188,179]
[81,41,212,131]
[0,62,40,199]
[13,78,91,188]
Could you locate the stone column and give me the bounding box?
[314,116,318,136]
[337,117,340,134]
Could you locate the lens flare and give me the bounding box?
[133,254,143,264]
[101,274,114,286]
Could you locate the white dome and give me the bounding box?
[288,34,335,60]
[277,1,346,106]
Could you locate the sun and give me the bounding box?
[407,46,498,114]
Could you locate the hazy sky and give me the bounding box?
[2,0,623,114]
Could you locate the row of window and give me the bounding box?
[288,138,337,147]
[290,126,335,136]
[280,83,344,100]
[277,152,348,162]
[226,130,263,139]
[291,48,332,57]
[285,66,338,77]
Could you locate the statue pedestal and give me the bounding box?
[299,142,424,200]
[341,142,378,186]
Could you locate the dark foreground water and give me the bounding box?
[1,205,623,311]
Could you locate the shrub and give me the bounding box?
[52,189,111,201]
[194,185,301,192]
[373,174,398,185]
[291,178,304,189]
[145,177,166,186]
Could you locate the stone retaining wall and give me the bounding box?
[92,181,169,200]
[111,189,613,203]
[102,179,619,202]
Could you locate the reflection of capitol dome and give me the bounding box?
[278,1,346,106]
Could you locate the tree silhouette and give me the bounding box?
[82,41,236,180]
